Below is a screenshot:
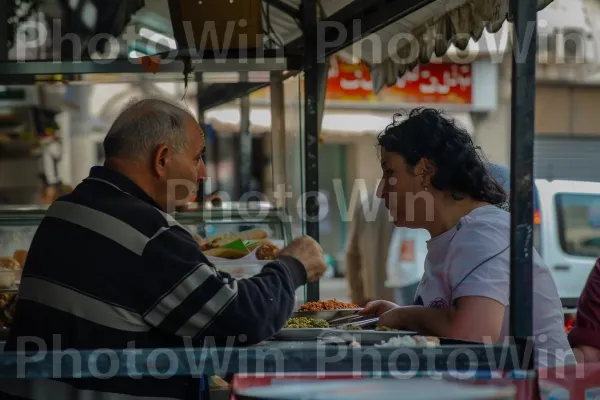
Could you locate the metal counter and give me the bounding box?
[0,341,519,379]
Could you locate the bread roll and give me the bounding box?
[12,250,28,267]
[207,229,268,247]
[0,257,20,270]
[0,257,20,289]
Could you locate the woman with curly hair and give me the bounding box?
[361,108,573,368]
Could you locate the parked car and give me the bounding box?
[488,165,600,303]
[534,179,600,305]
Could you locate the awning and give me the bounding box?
[365,0,555,93]
[204,107,474,139]
[9,0,554,109]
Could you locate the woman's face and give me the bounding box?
[377,150,432,228]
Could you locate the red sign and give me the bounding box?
[251,57,472,105]
[327,57,472,105]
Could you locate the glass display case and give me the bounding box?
[0,203,303,338]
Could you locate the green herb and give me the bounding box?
[221,239,249,253]
[284,317,329,329]
[343,325,362,331]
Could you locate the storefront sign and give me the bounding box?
[251,57,472,105]
[327,58,472,105]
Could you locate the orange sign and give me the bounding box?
[251,57,472,105]
[327,58,472,105]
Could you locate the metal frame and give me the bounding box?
[285,0,437,60]
[0,344,518,377]
[263,0,301,21]
[0,54,300,76]
[0,1,440,111]
[303,0,321,302]
[239,71,253,196]
[509,0,537,370]
[0,5,7,61]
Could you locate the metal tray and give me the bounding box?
[292,309,362,321]
[337,331,482,346]
[235,378,517,400]
[272,328,417,343]
[332,330,419,344]
[273,328,335,341]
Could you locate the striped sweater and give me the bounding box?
[1,166,306,400]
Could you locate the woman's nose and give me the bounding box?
[376,179,385,198]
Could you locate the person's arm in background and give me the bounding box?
[42,139,62,185]
[345,200,367,306]
[569,259,600,362]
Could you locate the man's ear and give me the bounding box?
[153,144,170,176]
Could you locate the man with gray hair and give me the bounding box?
[2,99,328,400]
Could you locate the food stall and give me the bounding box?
[0,0,587,399]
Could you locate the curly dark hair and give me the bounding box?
[377,108,507,206]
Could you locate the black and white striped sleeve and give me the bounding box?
[140,226,306,344]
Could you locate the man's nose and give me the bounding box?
[197,161,208,182]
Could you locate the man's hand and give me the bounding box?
[279,236,328,281]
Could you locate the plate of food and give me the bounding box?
[196,228,283,262]
[273,316,335,341]
[292,299,362,321]
[333,329,425,345]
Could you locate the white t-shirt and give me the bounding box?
[413,205,575,368]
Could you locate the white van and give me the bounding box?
[534,179,600,304]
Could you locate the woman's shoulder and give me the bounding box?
[450,206,510,252]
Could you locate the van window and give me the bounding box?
[555,193,600,258]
